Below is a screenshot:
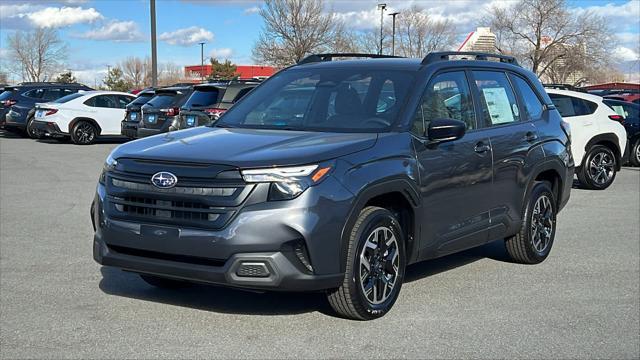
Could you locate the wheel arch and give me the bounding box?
[69,117,102,135]
[339,178,421,273]
[524,159,566,212]
[584,133,622,170]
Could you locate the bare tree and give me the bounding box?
[487,0,615,81]
[158,62,183,86]
[252,0,340,67]
[394,6,457,58]
[119,57,150,89]
[7,28,67,82]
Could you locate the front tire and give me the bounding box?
[505,181,557,264]
[577,145,617,190]
[327,206,406,320]
[71,121,97,145]
[630,139,640,167]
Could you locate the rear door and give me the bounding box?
[469,70,542,238]
[85,95,126,135]
[413,70,493,257]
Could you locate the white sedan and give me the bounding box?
[32,90,135,145]
[546,88,627,190]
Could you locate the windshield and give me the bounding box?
[216,68,415,132]
[0,90,16,101]
[184,88,221,108]
[53,92,84,103]
[145,93,177,108]
[130,93,154,105]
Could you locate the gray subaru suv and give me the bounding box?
[92,52,574,320]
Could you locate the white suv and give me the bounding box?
[546,88,627,189]
[32,90,135,145]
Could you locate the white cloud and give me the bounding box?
[613,46,640,62]
[159,26,214,46]
[243,6,260,15]
[79,20,145,42]
[209,48,234,59]
[27,6,102,28]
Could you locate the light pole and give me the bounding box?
[388,12,399,56]
[150,0,158,87]
[199,42,205,82]
[377,3,387,55]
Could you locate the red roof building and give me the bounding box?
[583,82,640,91]
[184,65,276,80]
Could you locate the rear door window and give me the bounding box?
[43,89,63,101]
[549,94,598,117]
[473,71,521,126]
[84,95,117,108]
[23,89,45,99]
[510,75,544,120]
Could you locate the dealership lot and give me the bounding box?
[0,133,638,358]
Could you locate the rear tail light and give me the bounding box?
[2,99,16,107]
[44,109,58,116]
[160,107,180,116]
[608,114,625,124]
[204,108,226,119]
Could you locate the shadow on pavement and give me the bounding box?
[99,240,511,316]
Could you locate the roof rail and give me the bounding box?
[422,52,519,66]
[17,81,88,86]
[298,53,404,65]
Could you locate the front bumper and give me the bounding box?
[32,120,66,138]
[92,175,353,291]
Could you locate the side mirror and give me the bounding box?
[426,118,466,143]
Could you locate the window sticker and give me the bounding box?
[512,103,519,117]
[482,87,515,124]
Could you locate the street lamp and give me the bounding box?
[388,12,399,56]
[199,41,206,82]
[377,3,387,55]
[150,0,157,87]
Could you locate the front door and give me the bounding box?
[412,70,493,258]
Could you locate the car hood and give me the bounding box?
[111,126,377,168]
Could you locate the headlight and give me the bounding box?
[99,153,118,184]
[241,164,332,201]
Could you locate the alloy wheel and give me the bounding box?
[530,195,554,254]
[588,151,614,185]
[359,226,400,305]
[75,123,95,144]
[635,143,640,164]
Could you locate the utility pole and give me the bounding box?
[150,0,158,87]
[389,12,399,56]
[199,42,205,83]
[377,4,387,55]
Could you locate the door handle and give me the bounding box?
[474,142,491,153]
[525,131,539,142]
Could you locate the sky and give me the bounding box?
[0,0,639,85]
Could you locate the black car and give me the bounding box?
[92,52,573,320]
[603,98,640,166]
[121,88,156,139]
[177,81,258,129]
[136,86,193,138]
[1,82,92,137]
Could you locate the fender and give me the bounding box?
[69,117,102,135]
[338,177,422,272]
[584,133,621,170]
[522,157,568,214]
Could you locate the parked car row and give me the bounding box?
[0,80,260,145]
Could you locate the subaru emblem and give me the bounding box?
[151,171,178,189]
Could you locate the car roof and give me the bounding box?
[544,88,605,103]
[293,57,424,71]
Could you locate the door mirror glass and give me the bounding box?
[427,118,466,143]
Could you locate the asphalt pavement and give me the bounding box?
[1,131,638,359]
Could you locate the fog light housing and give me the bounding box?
[236,262,270,278]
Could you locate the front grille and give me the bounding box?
[112,196,221,222]
[104,163,253,230]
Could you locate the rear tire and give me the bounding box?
[505,181,556,264]
[139,274,189,288]
[630,139,640,167]
[576,145,617,190]
[26,116,39,139]
[327,206,406,320]
[71,120,97,145]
